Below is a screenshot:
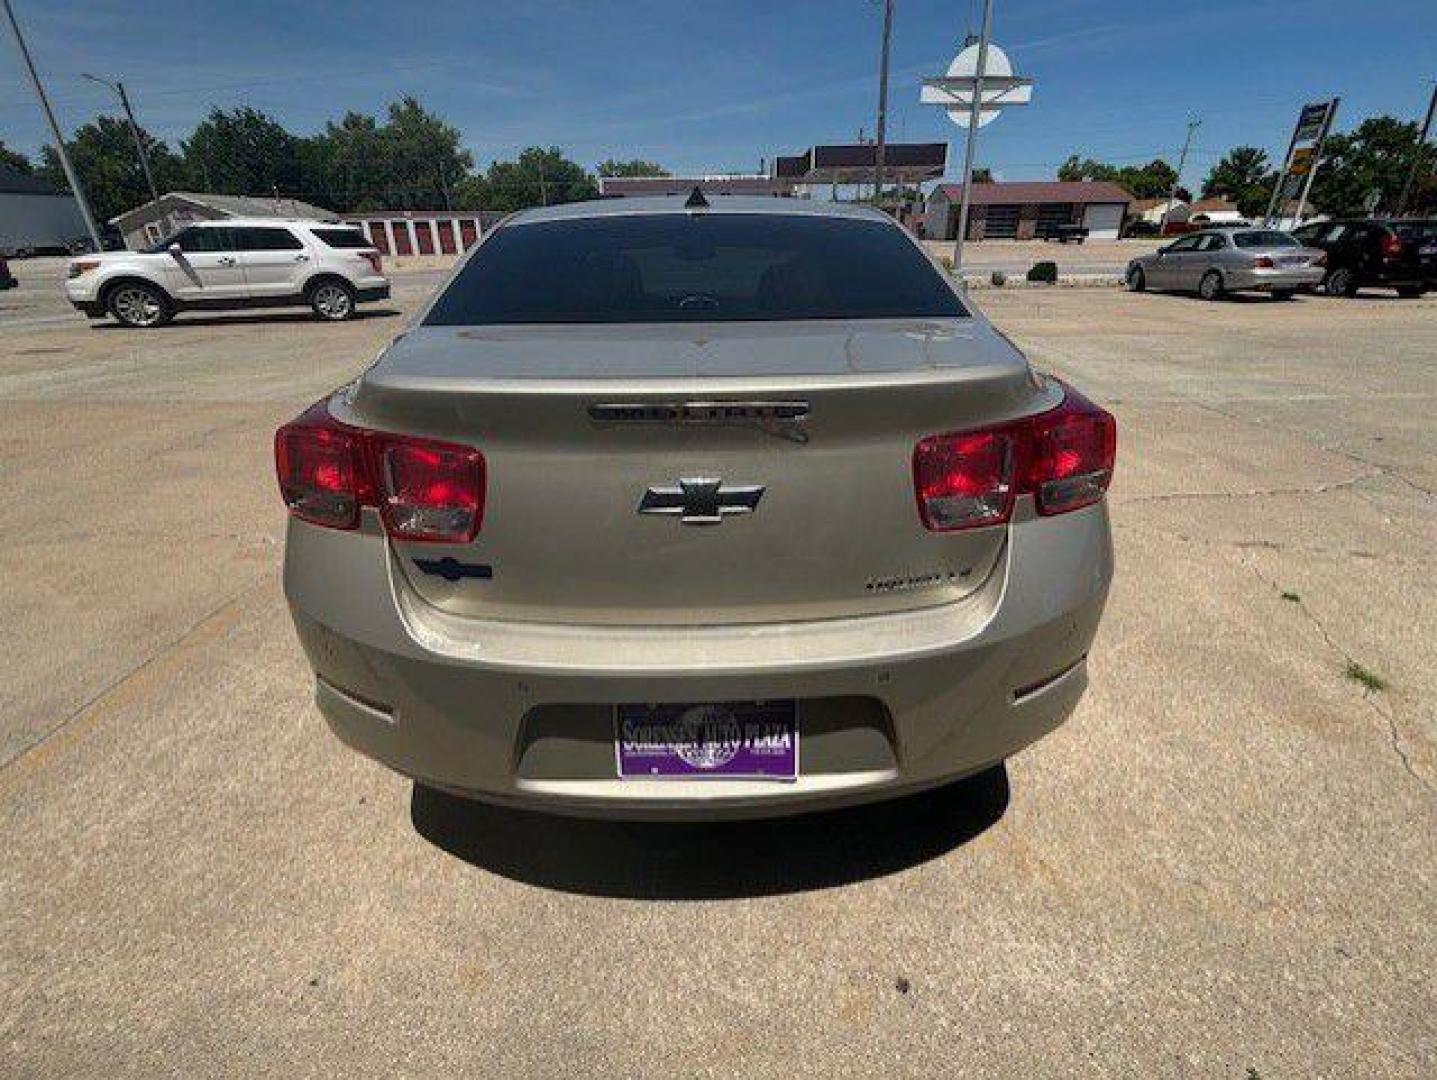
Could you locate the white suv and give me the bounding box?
[65,218,391,328]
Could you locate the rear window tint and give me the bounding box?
[424,213,965,325]
[233,227,303,251]
[1234,230,1298,248]
[311,228,373,249]
[1392,221,1437,241]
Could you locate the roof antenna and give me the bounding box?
[685,185,709,209]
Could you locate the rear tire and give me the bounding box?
[1325,267,1358,297]
[1198,270,1224,301]
[1395,285,1425,299]
[106,281,172,328]
[1125,265,1146,292]
[308,279,356,321]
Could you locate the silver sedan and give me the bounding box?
[278,197,1116,820]
[1126,228,1326,300]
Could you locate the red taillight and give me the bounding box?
[913,430,1015,530]
[362,250,383,274]
[1380,232,1403,259]
[1252,255,1275,269]
[275,398,484,542]
[275,401,368,529]
[1021,387,1118,515]
[913,383,1116,531]
[378,438,484,541]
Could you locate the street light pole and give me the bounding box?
[952,0,994,273]
[84,74,160,206]
[2,0,102,250]
[873,0,894,204]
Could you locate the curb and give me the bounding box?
[954,273,1124,291]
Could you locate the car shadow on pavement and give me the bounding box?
[92,309,403,329]
[409,766,1010,899]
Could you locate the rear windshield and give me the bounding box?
[1234,230,1298,248]
[310,227,372,249]
[423,213,965,324]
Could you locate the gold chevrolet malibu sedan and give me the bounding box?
[277,195,1115,819]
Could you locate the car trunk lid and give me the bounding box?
[340,318,1055,626]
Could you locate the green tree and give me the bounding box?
[597,159,669,178]
[1202,146,1277,218]
[0,139,33,174]
[181,107,301,197]
[1057,155,1179,199]
[1310,116,1437,216]
[36,116,182,222]
[297,100,474,211]
[460,147,597,212]
[378,97,473,209]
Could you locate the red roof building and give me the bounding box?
[924,180,1132,241]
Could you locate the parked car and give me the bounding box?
[276,196,1117,819]
[1290,218,1434,297]
[1037,222,1089,243]
[0,253,16,290]
[1125,228,1325,300]
[64,219,389,327]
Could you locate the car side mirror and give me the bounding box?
[167,243,183,257]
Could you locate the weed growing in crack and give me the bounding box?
[1344,661,1388,693]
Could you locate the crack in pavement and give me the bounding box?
[1239,557,1432,795]
[1189,399,1436,500]
[0,575,273,784]
[1116,470,1383,505]
[1111,523,1424,569]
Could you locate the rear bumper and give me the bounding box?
[284,500,1113,819]
[355,279,390,302]
[1224,266,1326,290]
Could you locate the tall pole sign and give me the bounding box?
[919,0,1032,272]
[1264,98,1339,227]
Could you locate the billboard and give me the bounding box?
[1265,99,1339,224]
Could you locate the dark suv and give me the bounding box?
[1291,219,1435,298]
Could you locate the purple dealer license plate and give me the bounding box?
[615,701,799,780]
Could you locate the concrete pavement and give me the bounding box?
[2,281,1433,1077]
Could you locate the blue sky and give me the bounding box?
[1,0,1434,194]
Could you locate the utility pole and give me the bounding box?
[873,0,895,205]
[1396,80,1436,216]
[82,74,160,206]
[952,0,994,273]
[2,0,102,250]
[1163,119,1200,234]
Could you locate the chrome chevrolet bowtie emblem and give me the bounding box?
[638,477,765,525]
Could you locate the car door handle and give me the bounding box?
[294,254,310,262]
[217,256,236,266]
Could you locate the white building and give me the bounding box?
[1128,197,1188,225]
[111,191,337,251]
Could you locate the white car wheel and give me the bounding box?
[108,283,170,328]
[310,281,355,321]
